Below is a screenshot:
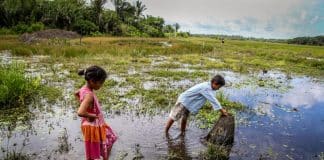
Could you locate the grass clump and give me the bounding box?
[39,86,62,103]
[11,47,33,56]
[0,63,62,126]
[199,143,229,160]
[0,64,41,108]
[3,151,32,160]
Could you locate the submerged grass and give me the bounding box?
[3,151,31,160]
[196,92,245,129]
[199,143,229,160]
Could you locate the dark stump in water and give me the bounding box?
[202,115,235,160]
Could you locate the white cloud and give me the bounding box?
[139,0,321,38]
[310,15,319,24]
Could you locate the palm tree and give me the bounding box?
[111,0,135,22]
[174,23,180,37]
[174,23,180,32]
[91,0,107,26]
[134,0,146,19]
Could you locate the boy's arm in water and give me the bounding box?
[77,93,98,122]
[200,90,228,116]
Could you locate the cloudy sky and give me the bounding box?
[136,0,323,39]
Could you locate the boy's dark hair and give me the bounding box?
[211,75,225,86]
[78,65,107,82]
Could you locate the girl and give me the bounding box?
[75,65,117,160]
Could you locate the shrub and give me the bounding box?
[28,22,45,32]
[12,23,29,34]
[72,20,99,35]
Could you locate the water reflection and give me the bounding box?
[280,82,324,109]
[165,133,192,160]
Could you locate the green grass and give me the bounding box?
[0,64,41,108]
[0,35,323,119]
[0,36,323,76]
[149,70,209,80]
[196,92,245,129]
[0,63,62,128]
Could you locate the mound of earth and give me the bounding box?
[20,29,80,43]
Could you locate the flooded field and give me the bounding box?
[0,45,324,160]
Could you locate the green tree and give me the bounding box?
[101,9,122,35]
[174,23,180,32]
[0,0,37,27]
[73,19,98,35]
[91,0,107,31]
[111,0,135,22]
[163,24,175,33]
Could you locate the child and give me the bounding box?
[165,75,228,135]
[75,65,117,160]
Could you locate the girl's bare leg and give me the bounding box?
[108,146,113,159]
[103,145,113,160]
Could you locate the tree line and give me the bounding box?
[0,0,188,37]
[287,36,324,46]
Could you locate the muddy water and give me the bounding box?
[1,53,324,159]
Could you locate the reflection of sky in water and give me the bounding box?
[224,75,324,159]
[280,79,324,109]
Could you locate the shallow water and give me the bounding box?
[0,53,324,159]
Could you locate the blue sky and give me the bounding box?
[137,0,324,39]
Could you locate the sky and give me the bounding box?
[133,0,324,39]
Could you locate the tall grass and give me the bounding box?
[0,63,41,108]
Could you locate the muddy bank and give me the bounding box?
[20,29,80,43]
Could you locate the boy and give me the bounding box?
[165,75,228,135]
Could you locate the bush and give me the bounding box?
[72,20,99,35]
[12,23,29,34]
[143,25,164,37]
[28,22,45,32]
[177,31,190,38]
[0,64,41,108]
[90,31,103,36]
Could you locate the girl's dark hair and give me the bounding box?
[78,65,107,82]
[211,75,225,86]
